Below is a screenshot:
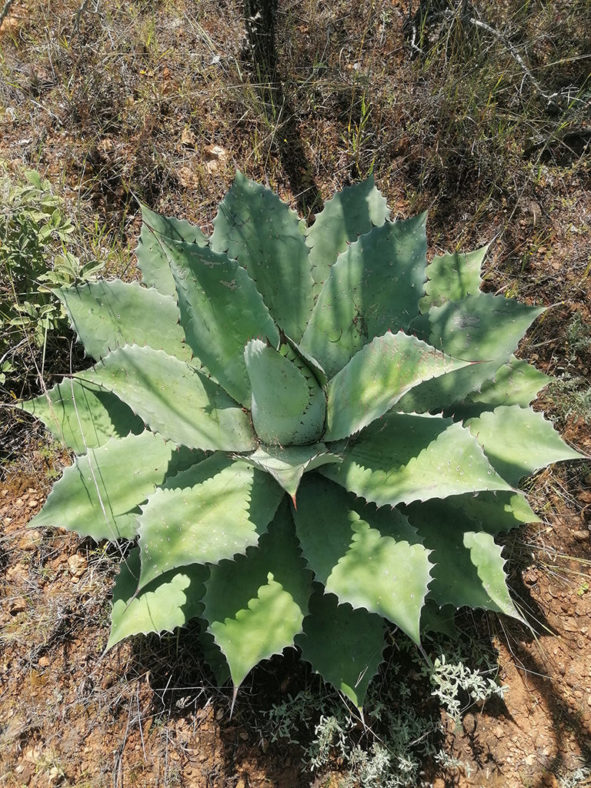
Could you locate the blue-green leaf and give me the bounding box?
[240,444,341,499]
[467,405,586,484]
[397,294,546,413]
[137,455,284,590]
[323,413,513,508]
[296,588,385,708]
[293,475,431,643]
[419,245,487,312]
[107,548,207,649]
[407,501,522,618]
[450,357,551,419]
[211,172,313,341]
[158,240,280,406]
[19,378,143,453]
[204,500,313,688]
[30,431,175,541]
[82,345,256,452]
[306,176,389,294]
[301,216,427,378]
[137,203,207,296]
[411,293,545,361]
[57,280,192,363]
[244,339,325,446]
[324,331,469,441]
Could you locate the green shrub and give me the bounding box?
[0,168,102,385]
[22,173,585,707]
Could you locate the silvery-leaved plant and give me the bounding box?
[23,174,585,708]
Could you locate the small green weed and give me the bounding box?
[0,166,103,390]
[544,311,591,425]
[427,653,508,723]
[260,638,507,787]
[566,311,591,361]
[548,376,591,425]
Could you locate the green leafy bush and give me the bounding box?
[0,168,103,384]
[22,173,585,707]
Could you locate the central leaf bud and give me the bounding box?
[244,339,325,446]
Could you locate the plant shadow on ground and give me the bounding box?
[483,575,591,786]
[434,491,591,786]
[511,640,591,788]
[123,567,591,788]
[126,620,446,785]
[125,626,319,784]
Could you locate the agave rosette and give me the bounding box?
[23,174,584,707]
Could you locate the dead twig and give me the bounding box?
[73,0,101,31]
[467,16,562,111]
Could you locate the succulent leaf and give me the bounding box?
[407,502,521,618]
[419,246,487,312]
[107,548,207,649]
[30,431,175,540]
[324,331,470,441]
[282,333,328,387]
[165,445,209,477]
[451,357,551,418]
[197,628,232,685]
[294,475,431,643]
[397,295,546,413]
[305,176,389,293]
[240,444,342,499]
[83,345,256,451]
[431,490,540,535]
[296,588,385,708]
[211,172,313,341]
[411,293,545,361]
[244,339,325,446]
[57,280,193,363]
[204,500,313,688]
[394,360,501,415]
[463,531,523,619]
[420,600,457,637]
[159,239,280,406]
[301,216,428,378]
[467,405,586,484]
[20,378,144,453]
[322,413,513,508]
[137,203,207,296]
[137,454,284,590]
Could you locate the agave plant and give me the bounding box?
[22,174,584,707]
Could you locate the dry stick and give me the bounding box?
[73,0,100,30]
[0,0,16,27]
[467,16,561,110]
[413,6,563,110]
